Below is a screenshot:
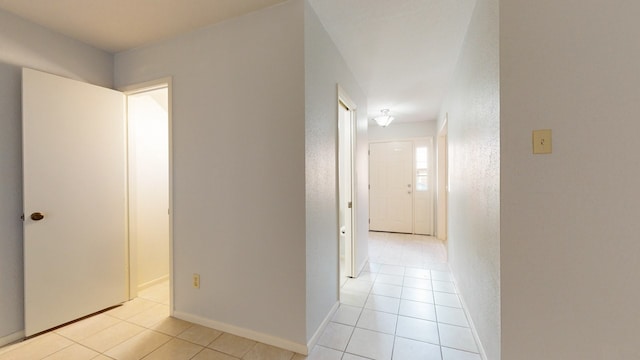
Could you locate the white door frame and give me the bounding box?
[337,85,357,279]
[437,116,449,247]
[120,78,173,312]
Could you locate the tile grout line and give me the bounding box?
[431,269,445,360]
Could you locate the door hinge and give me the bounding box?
[20,213,24,221]
[348,201,352,209]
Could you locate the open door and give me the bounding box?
[22,68,127,336]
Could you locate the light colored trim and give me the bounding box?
[123,91,134,301]
[119,78,174,316]
[167,80,174,317]
[355,255,369,276]
[436,115,448,243]
[450,273,489,360]
[337,84,357,278]
[173,311,308,355]
[307,301,340,354]
[369,137,432,143]
[337,85,356,110]
[348,108,357,276]
[137,274,169,292]
[120,77,172,95]
[0,331,24,348]
[438,114,449,135]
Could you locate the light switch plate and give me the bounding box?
[532,129,552,154]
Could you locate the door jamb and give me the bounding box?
[337,85,357,280]
[120,78,173,314]
[437,115,449,252]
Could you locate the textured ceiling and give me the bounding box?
[0,0,476,124]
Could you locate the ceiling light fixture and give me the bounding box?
[374,109,394,127]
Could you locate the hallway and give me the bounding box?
[0,232,476,360]
[312,232,480,360]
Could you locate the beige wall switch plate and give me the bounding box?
[532,129,552,154]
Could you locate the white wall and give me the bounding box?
[304,1,369,340]
[0,11,113,87]
[115,0,308,349]
[368,120,436,142]
[501,1,640,359]
[438,0,500,358]
[0,9,113,344]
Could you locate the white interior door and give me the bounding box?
[369,141,413,233]
[22,68,127,336]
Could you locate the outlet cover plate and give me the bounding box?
[533,129,552,154]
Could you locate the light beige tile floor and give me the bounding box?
[0,281,292,360]
[310,232,482,360]
[0,231,477,360]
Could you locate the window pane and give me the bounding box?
[416,175,428,191]
[416,146,428,191]
[416,147,428,169]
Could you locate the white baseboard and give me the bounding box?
[306,301,339,354]
[450,273,488,360]
[0,330,25,349]
[356,256,369,276]
[173,311,307,355]
[137,274,169,292]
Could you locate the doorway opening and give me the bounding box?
[124,81,172,306]
[338,86,357,285]
[21,69,173,336]
[369,138,434,235]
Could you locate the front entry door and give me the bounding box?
[22,68,127,336]
[369,141,413,233]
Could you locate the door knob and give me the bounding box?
[30,212,44,221]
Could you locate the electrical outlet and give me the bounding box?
[193,273,200,289]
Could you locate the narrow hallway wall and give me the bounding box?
[438,0,500,358]
[304,0,369,341]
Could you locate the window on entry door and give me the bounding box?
[416,146,428,191]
